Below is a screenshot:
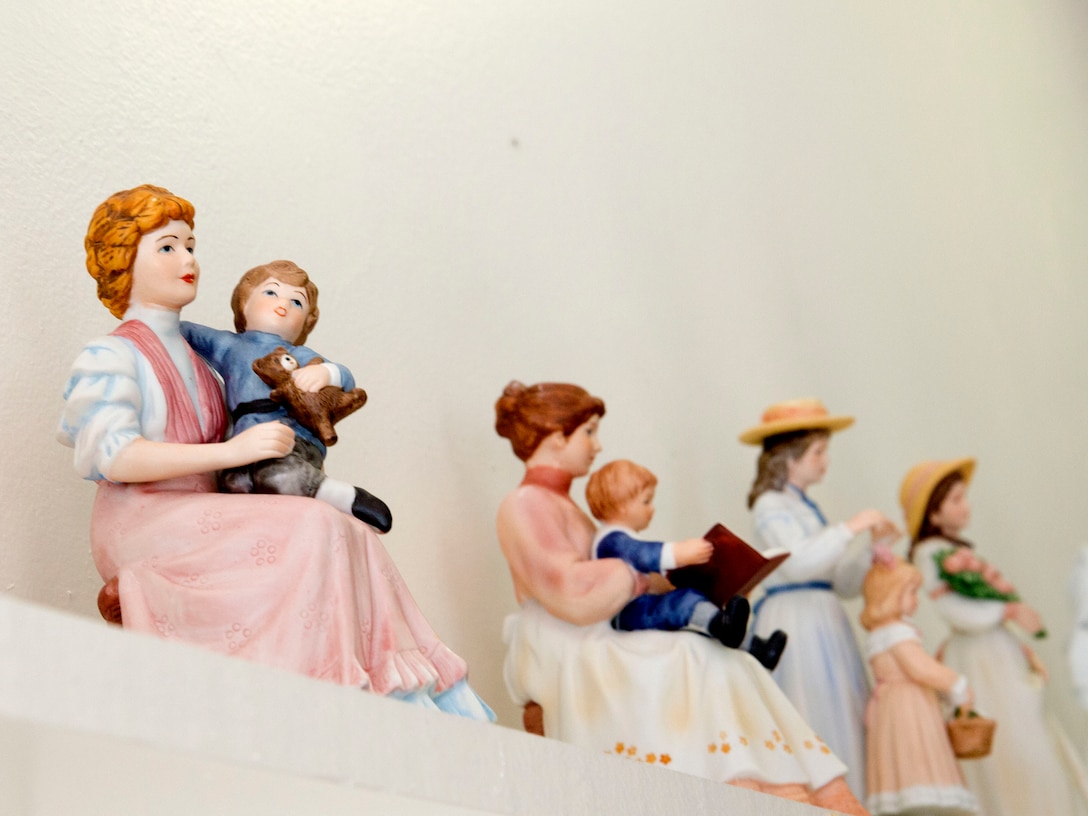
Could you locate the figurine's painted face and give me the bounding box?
[243,277,312,344]
[613,485,655,532]
[128,220,199,312]
[786,436,829,490]
[554,415,602,477]
[929,479,971,537]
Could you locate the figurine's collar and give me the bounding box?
[123,304,181,336]
[787,483,827,526]
[522,466,574,496]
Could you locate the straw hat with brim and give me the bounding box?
[899,457,976,541]
[738,398,855,446]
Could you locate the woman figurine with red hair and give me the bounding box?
[496,381,869,814]
[58,184,492,720]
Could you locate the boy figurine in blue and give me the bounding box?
[181,260,392,532]
[586,459,786,669]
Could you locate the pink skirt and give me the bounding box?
[92,474,467,695]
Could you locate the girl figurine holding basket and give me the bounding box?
[860,554,977,816]
[903,458,1083,816]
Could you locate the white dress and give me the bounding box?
[504,601,850,789]
[914,538,1084,816]
[749,486,872,798]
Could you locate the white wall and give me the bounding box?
[2,0,1087,745]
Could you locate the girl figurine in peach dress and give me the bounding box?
[496,381,869,815]
[57,184,492,720]
[903,458,1084,816]
[860,555,977,816]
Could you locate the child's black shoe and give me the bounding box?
[708,595,750,649]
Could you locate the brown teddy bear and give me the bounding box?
[252,346,369,446]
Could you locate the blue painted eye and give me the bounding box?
[159,245,174,253]
[262,289,277,296]
[290,299,303,309]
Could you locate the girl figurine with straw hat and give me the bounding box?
[742,398,899,800]
[903,458,1084,816]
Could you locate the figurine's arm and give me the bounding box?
[179,321,236,370]
[106,423,295,482]
[498,490,643,626]
[753,499,854,582]
[595,530,667,573]
[291,343,352,392]
[59,335,294,483]
[58,338,145,480]
[890,638,971,704]
[830,534,875,598]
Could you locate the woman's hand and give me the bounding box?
[674,538,713,568]
[227,422,295,464]
[845,508,892,535]
[1004,601,1044,636]
[106,422,295,483]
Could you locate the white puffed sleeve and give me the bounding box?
[57,336,164,482]
[913,539,1006,633]
[753,490,856,585]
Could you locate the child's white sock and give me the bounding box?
[683,601,719,635]
[315,478,355,515]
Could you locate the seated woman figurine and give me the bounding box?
[495,381,868,814]
[57,184,492,720]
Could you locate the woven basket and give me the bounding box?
[947,710,996,760]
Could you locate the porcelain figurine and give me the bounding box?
[1071,548,1088,712]
[585,458,787,669]
[741,397,897,799]
[58,184,492,720]
[860,555,977,816]
[180,260,391,531]
[496,381,869,815]
[902,458,1082,815]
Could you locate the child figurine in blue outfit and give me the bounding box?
[586,459,786,669]
[181,260,392,531]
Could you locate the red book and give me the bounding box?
[666,523,789,606]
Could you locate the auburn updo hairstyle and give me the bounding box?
[495,381,605,462]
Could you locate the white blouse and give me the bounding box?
[751,488,870,595]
